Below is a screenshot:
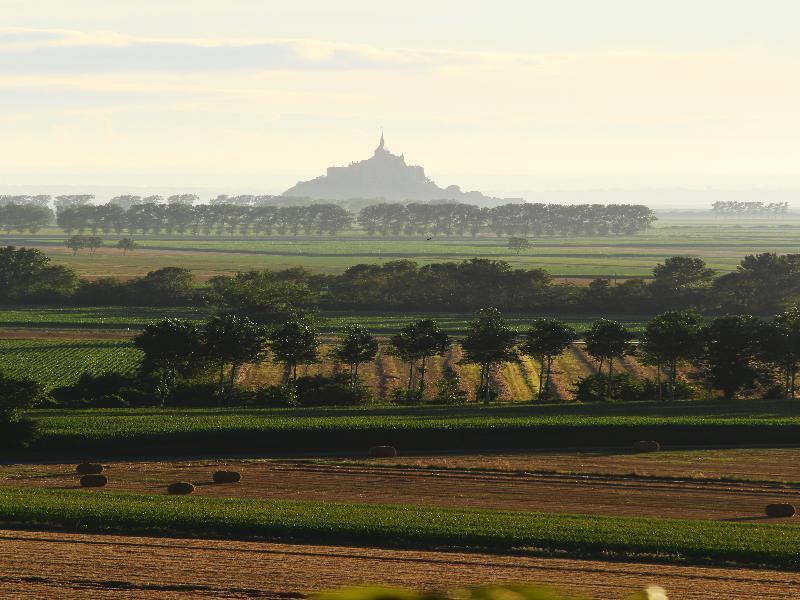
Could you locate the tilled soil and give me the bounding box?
[2,459,798,522]
[0,529,797,599]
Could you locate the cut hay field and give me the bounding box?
[0,339,142,389]
[4,221,800,280]
[4,530,796,599]
[1,486,800,570]
[2,457,798,523]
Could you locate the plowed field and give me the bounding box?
[2,458,798,522]
[0,529,797,599]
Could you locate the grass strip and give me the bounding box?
[0,487,799,570]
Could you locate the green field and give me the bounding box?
[27,400,800,456]
[0,339,142,389]
[0,306,649,334]
[0,486,797,569]
[4,220,800,280]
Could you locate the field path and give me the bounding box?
[0,529,797,598]
[3,459,800,522]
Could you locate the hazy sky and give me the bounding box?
[2,1,800,196]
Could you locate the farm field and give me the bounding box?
[24,400,800,456]
[2,457,798,522]
[0,339,142,389]
[4,221,800,280]
[0,306,649,334]
[344,447,800,484]
[4,529,797,599]
[1,486,800,569]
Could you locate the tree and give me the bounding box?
[116,237,138,255]
[131,267,195,306]
[133,319,203,405]
[85,236,104,255]
[0,246,78,302]
[651,256,714,308]
[330,325,379,387]
[433,364,468,404]
[759,307,800,399]
[639,311,705,401]
[203,314,267,401]
[460,308,519,404]
[390,319,451,401]
[522,319,577,402]
[208,269,319,324]
[507,237,530,254]
[65,235,87,255]
[268,317,320,384]
[584,319,635,396]
[0,373,42,449]
[700,315,764,401]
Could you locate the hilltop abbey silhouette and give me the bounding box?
[282,134,496,203]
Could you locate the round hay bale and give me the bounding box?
[76,462,104,475]
[79,474,107,488]
[369,445,398,458]
[212,470,241,484]
[632,440,661,452]
[765,503,796,518]
[167,481,195,495]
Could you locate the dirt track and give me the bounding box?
[0,529,797,599]
[2,459,799,522]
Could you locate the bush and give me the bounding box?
[295,374,371,406]
[170,382,222,407]
[574,373,648,403]
[94,394,128,408]
[0,418,39,450]
[390,388,423,405]
[431,365,468,405]
[253,384,298,407]
[117,386,155,406]
[51,372,136,406]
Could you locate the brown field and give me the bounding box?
[0,529,797,599]
[2,455,799,523]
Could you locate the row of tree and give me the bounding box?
[0,200,656,238]
[711,201,790,216]
[4,245,800,316]
[132,306,800,406]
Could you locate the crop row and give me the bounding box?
[0,487,798,569]
[0,340,142,389]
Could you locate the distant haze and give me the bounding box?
[2,1,799,203]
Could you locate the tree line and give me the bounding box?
[711,201,790,216]
[34,305,800,410]
[0,198,656,238]
[4,246,800,316]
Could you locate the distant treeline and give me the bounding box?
[3,246,800,316]
[711,201,790,216]
[0,197,656,238]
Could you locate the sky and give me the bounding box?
[1,1,800,200]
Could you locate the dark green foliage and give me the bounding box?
[390,318,450,401]
[253,384,298,407]
[432,365,468,404]
[203,313,267,400]
[0,246,78,303]
[523,319,577,402]
[294,374,371,406]
[639,310,705,401]
[330,325,379,387]
[759,306,800,399]
[700,315,765,400]
[0,373,42,449]
[461,308,519,404]
[267,316,319,384]
[574,373,648,403]
[51,372,139,407]
[134,318,204,405]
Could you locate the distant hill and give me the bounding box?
[282,134,508,204]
